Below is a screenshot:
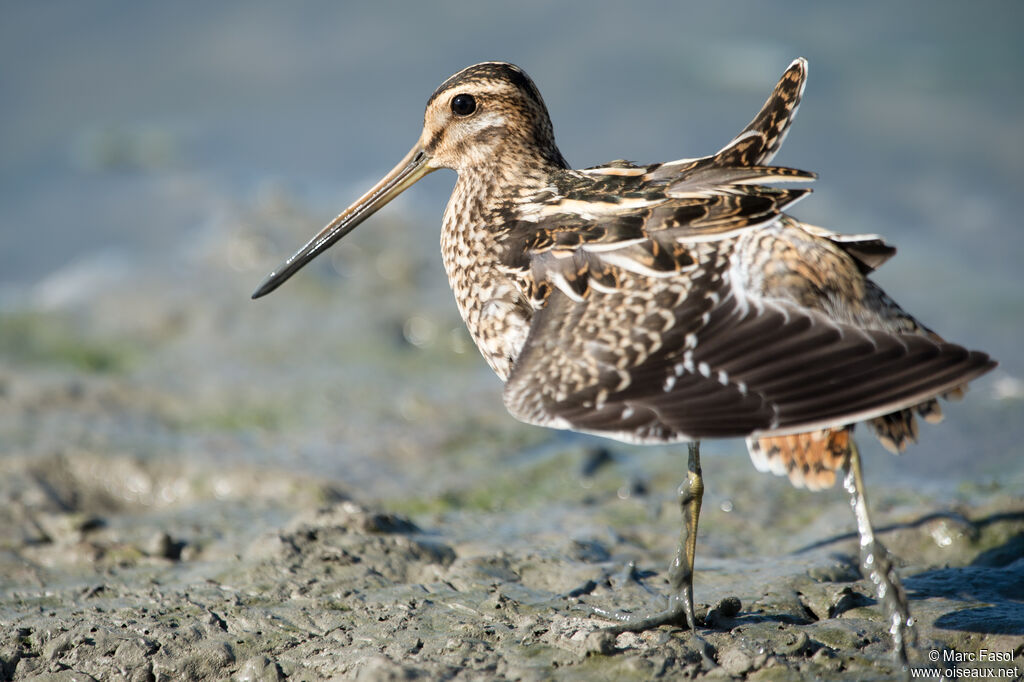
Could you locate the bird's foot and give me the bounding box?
[568,561,694,631]
[860,536,915,668]
[576,593,716,667]
[588,592,695,633]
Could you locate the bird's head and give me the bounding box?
[252,61,564,299]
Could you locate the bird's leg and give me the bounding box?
[594,441,704,634]
[667,440,704,631]
[843,439,915,668]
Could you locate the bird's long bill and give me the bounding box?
[251,144,433,299]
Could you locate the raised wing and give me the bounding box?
[500,56,995,444]
[714,56,808,167]
[501,167,813,305]
[503,272,995,443]
[499,58,818,306]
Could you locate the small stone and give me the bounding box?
[705,596,742,628]
[776,630,810,655]
[584,630,617,656]
[569,539,611,563]
[829,585,872,617]
[129,661,154,682]
[719,646,753,675]
[718,596,742,617]
[113,638,159,666]
[357,511,419,534]
[145,531,184,560]
[35,513,105,544]
[177,641,235,679]
[810,645,839,670]
[235,655,283,682]
[580,447,614,477]
[146,532,174,558]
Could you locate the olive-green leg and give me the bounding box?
[595,441,704,634]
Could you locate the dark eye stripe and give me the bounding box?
[426,126,445,151]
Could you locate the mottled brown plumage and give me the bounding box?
[253,58,996,664]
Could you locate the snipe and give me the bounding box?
[253,59,996,665]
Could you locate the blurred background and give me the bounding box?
[1,1,1021,515]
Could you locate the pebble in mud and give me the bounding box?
[718,645,754,675]
[113,637,159,668]
[235,655,283,682]
[167,640,236,680]
[579,446,615,477]
[583,629,617,656]
[828,585,873,617]
[775,630,810,656]
[146,531,184,560]
[705,595,743,628]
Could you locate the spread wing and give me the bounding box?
[503,273,994,443]
[499,57,995,441]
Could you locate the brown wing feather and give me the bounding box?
[712,57,808,167]
[503,275,995,444]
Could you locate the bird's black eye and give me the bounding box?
[450,94,477,117]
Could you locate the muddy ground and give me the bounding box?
[1,194,1022,681]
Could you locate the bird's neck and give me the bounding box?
[443,148,567,246]
[439,153,566,380]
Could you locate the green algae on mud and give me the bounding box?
[0,311,140,374]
